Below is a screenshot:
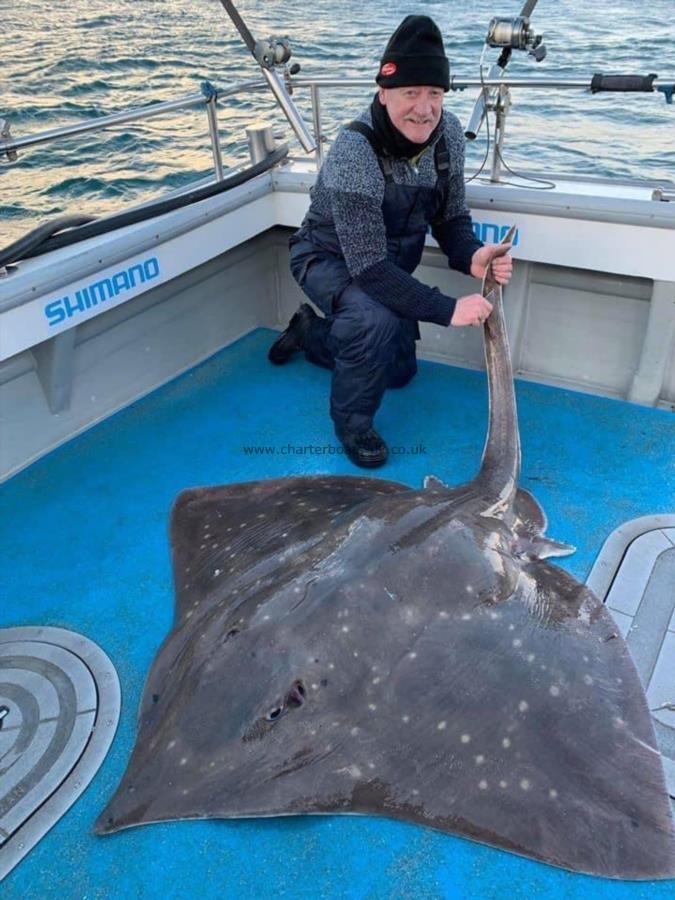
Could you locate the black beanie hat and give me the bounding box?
[376,15,450,92]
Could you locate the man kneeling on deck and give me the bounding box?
[269,15,513,468]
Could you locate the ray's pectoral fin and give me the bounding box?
[512,487,575,559]
[170,475,409,624]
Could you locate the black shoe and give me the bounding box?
[337,427,388,468]
[268,304,317,365]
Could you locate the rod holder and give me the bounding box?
[246,123,277,165]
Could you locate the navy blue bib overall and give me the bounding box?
[289,127,449,434]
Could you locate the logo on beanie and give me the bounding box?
[381,62,397,77]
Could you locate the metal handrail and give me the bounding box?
[0,79,268,181]
[291,76,600,89]
[2,72,672,180]
[286,74,674,173]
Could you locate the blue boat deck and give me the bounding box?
[1,329,674,899]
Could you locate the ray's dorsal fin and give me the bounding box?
[475,225,520,518]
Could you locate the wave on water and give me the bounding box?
[2,0,673,244]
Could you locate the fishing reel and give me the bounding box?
[465,2,547,144]
[486,16,546,61]
[254,36,302,82]
[254,36,292,69]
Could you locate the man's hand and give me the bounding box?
[451,293,493,327]
[470,243,513,285]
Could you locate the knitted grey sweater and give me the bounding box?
[305,104,483,326]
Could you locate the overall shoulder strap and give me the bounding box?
[432,133,450,221]
[346,121,395,183]
[434,134,450,183]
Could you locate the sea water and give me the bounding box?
[1,0,673,244]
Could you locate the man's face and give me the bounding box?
[378,85,444,143]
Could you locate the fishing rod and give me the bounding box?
[216,0,316,153]
[463,1,672,183]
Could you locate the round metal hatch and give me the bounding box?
[0,626,120,881]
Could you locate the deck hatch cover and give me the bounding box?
[0,626,120,881]
[588,515,675,799]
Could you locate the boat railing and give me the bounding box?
[1,73,673,189]
[0,79,270,184]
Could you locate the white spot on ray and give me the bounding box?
[478,780,488,790]
[407,652,417,660]
[520,779,531,791]
[368,704,377,712]
[549,685,561,697]
[583,675,594,685]
[475,754,485,765]
[350,727,359,736]
[461,734,471,744]
[527,653,535,663]
[518,701,529,713]
[549,789,558,799]
[402,715,410,723]
[338,764,363,779]
[502,738,511,749]
[180,757,188,766]
[167,740,176,750]
[341,625,350,633]
[214,569,221,576]
[437,721,447,731]
[372,677,381,685]
[512,638,522,648]
[499,780,508,789]
[461,613,472,621]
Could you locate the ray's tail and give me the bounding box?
[476,225,520,516]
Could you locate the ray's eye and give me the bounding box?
[267,706,283,721]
